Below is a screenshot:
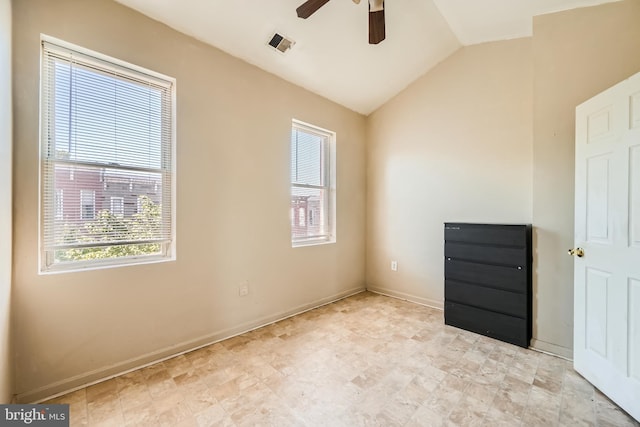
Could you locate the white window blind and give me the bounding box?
[290,120,335,246]
[40,39,175,271]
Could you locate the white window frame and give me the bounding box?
[110,196,124,218]
[39,35,177,273]
[290,119,336,247]
[298,207,306,227]
[80,189,96,220]
[136,195,144,214]
[54,189,64,220]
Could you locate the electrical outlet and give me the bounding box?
[239,281,249,297]
[391,260,398,271]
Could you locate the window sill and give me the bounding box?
[292,237,336,248]
[40,254,175,275]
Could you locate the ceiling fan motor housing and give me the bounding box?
[296,0,386,44]
[369,0,384,12]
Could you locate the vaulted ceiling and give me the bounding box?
[115,0,621,115]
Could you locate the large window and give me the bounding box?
[290,120,336,246]
[40,37,176,272]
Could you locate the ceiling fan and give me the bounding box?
[296,0,386,45]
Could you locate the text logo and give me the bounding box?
[1,405,69,426]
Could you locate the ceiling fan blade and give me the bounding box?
[296,0,331,19]
[368,2,385,44]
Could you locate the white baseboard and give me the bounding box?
[21,286,573,403]
[20,286,366,404]
[530,338,573,360]
[366,286,443,311]
[367,287,574,362]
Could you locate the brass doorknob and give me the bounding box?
[568,248,585,257]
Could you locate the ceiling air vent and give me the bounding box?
[268,33,295,54]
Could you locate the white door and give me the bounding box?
[574,71,640,421]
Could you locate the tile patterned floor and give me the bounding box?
[45,292,639,426]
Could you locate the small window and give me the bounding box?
[54,189,64,220]
[290,120,335,246]
[110,197,124,218]
[136,196,144,214]
[80,190,95,220]
[40,36,176,272]
[298,207,306,227]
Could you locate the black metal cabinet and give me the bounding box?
[444,223,532,348]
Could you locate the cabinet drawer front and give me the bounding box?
[445,242,527,267]
[445,302,528,347]
[445,259,526,292]
[444,224,527,247]
[445,280,526,318]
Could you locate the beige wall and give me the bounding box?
[12,0,366,401]
[0,0,13,404]
[366,0,640,359]
[366,39,533,308]
[531,0,640,356]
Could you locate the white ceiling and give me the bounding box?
[115,0,621,115]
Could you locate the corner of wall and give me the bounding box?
[0,0,14,405]
[531,0,640,355]
[530,339,573,360]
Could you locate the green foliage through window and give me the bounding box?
[55,196,162,262]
